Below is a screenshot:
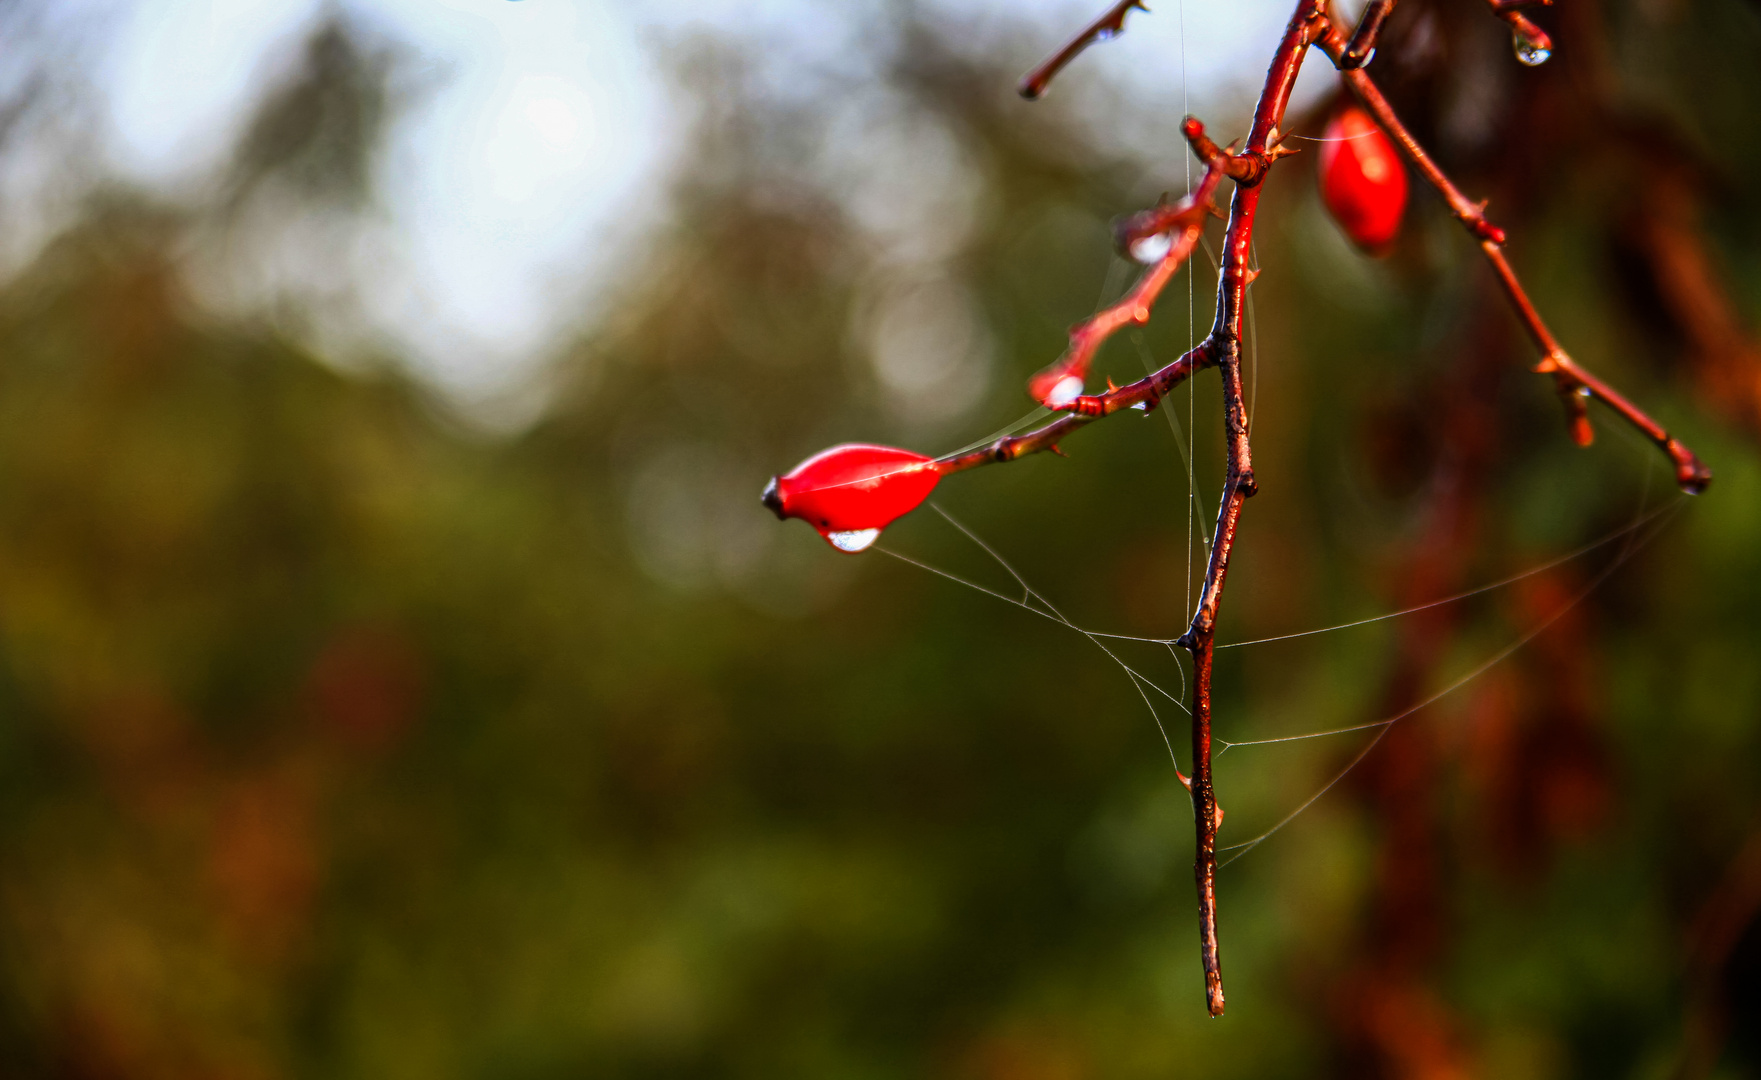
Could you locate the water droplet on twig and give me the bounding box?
[1513,33,1551,66]
[1128,232,1174,265]
[1046,375,1086,408]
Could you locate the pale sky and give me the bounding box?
[56,0,1332,401]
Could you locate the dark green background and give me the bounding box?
[0,0,1758,1075]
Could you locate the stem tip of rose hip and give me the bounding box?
[760,476,786,520]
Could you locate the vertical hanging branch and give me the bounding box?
[1169,0,1327,1018]
[1017,0,1327,1018]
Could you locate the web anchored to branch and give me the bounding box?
[762,0,1711,1017]
[879,490,1684,855]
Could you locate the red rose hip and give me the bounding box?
[761,443,942,552]
[1318,104,1408,253]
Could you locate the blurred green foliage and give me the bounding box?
[0,2,1759,1077]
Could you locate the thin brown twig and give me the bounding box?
[1164,0,1330,1018]
[1341,0,1396,69]
[933,343,1211,474]
[1024,151,1228,406]
[1314,21,1711,494]
[931,154,1229,479]
[987,0,1329,1017]
[1017,0,1148,100]
[931,120,1287,476]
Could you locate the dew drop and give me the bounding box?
[826,528,881,553]
[1130,401,1150,412]
[1046,375,1086,408]
[1513,34,1551,66]
[1359,47,1376,66]
[1094,27,1118,41]
[1128,231,1174,265]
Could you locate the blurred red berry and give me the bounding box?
[1318,104,1408,253]
[761,444,941,552]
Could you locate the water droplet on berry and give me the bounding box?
[1128,231,1174,264]
[1513,34,1551,66]
[1046,375,1085,408]
[826,528,881,553]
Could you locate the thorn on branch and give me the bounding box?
[1018,0,1149,100]
[1175,770,1226,829]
